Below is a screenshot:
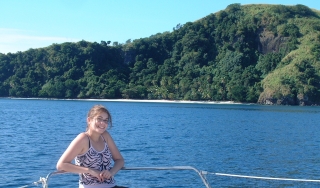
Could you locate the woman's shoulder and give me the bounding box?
[102,131,112,142]
[71,132,89,155]
[102,130,112,138]
[102,130,110,136]
[76,132,88,139]
[73,132,89,145]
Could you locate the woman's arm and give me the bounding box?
[103,131,125,176]
[56,133,102,180]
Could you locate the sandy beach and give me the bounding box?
[7,97,249,104]
[63,98,248,105]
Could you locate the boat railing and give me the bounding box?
[19,166,212,188]
[20,166,320,188]
[122,166,211,188]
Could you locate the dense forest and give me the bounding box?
[1,4,320,105]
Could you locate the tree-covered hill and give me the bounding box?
[1,3,320,105]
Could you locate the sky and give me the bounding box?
[1,0,319,54]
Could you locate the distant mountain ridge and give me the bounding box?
[0,3,319,105]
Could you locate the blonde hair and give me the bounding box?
[86,104,112,130]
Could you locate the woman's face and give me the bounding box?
[87,112,109,134]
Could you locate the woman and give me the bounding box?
[57,105,125,188]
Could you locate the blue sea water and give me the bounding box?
[1,98,320,188]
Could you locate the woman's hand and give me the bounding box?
[100,170,114,180]
[89,169,105,182]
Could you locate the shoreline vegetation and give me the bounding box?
[1,4,320,106]
[5,97,250,105]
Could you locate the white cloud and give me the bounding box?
[0,28,79,54]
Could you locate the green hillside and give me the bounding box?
[0,3,319,105]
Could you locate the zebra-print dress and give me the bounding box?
[75,134,116,188]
